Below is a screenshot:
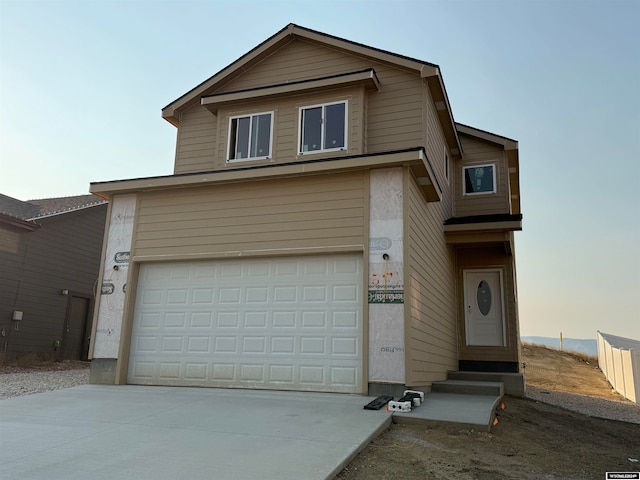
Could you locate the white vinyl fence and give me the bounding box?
[597,331,640,404]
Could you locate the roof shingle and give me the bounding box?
[0,194,106,222]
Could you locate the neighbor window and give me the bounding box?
[299,101,347,154]
[228,112,273,161]
[463,164,496,195]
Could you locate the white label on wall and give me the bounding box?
[368,168,405,383]
[93,194,136,358]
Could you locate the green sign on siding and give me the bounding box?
[114,251,130,263]
[368,289,404,304]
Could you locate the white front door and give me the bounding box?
[464,269,505,346]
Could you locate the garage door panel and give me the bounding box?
[190,312,212,328]
[333,337,358,356]
[271,337,295,354]
[192,288,214,304]
[141,289,163,305]
[270,365,294,382]
[302,311,326,328]
[273,311,296,328]
[128,254,362,393]
[139,312,162,328]
[213,363,235,380]
[194,265,215,279]
[185,363,207,380]
[333,311,358,328]
[334,285,359,302]
[219,288,241,304]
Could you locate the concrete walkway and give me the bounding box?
[393,392,502,431]
[0,385,501,479]
[0,385,390,480]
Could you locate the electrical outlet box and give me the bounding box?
[12,310,23,321]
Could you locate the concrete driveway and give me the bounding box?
[0,385,391,480]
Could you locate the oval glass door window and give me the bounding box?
[476,280,492,316]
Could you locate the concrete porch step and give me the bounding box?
[431,379,504,397]
[448,371,525,397]
[392,392,502,432]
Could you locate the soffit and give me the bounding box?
[445,231,516,255]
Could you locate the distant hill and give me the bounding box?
[521,336,598,357]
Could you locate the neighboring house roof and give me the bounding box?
[0,194,107,230]
[161,23,462,157]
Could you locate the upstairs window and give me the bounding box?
[444,150,450,183]
[228,112,273,162]
[463,164,496,195]
[299,101,347,154]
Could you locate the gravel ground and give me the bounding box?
[0,362,90,400]
[2,363,639,426]
[526,384,640,424]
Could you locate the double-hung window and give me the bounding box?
[299,101,347,154]
[227,112,273,162]
[463,164,496,195]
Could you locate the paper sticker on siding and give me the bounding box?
[93,194,136,358]
[369,237,392,251]
[368,168,405,384]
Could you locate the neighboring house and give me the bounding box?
[0,194,108,362]
[89,24,523,395]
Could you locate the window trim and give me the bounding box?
[444,148,450,184]
[226,110,274,163]
[297,100,348,155]
[462,163,497,196]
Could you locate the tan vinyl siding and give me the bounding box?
[454,135,510,217]
[215,39,368,93]
[174,107,217,174]
[456,247,519,363]
[405,169,458,386]
[173,38,427,174]
[422,85,452,217]
[133,171,366,258]
[366,66,423,153]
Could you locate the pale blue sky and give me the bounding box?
[1,0,638,340]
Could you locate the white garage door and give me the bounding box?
[128,254,363,393]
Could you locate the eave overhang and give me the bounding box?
[444,213,522,231]
[202,69,380,114]
[90,147,442,202]
[422,69,463,160]
[444,214,522,255]
[0,213,40,231]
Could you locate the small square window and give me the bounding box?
[463,164,496,195]
[299,101,347,154]
[228,112,273,162]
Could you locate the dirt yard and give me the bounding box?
[336,345,640,480]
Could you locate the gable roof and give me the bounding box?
[161,23,462,157]
[0,194,107,230]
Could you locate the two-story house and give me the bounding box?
[88,24,523,395]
